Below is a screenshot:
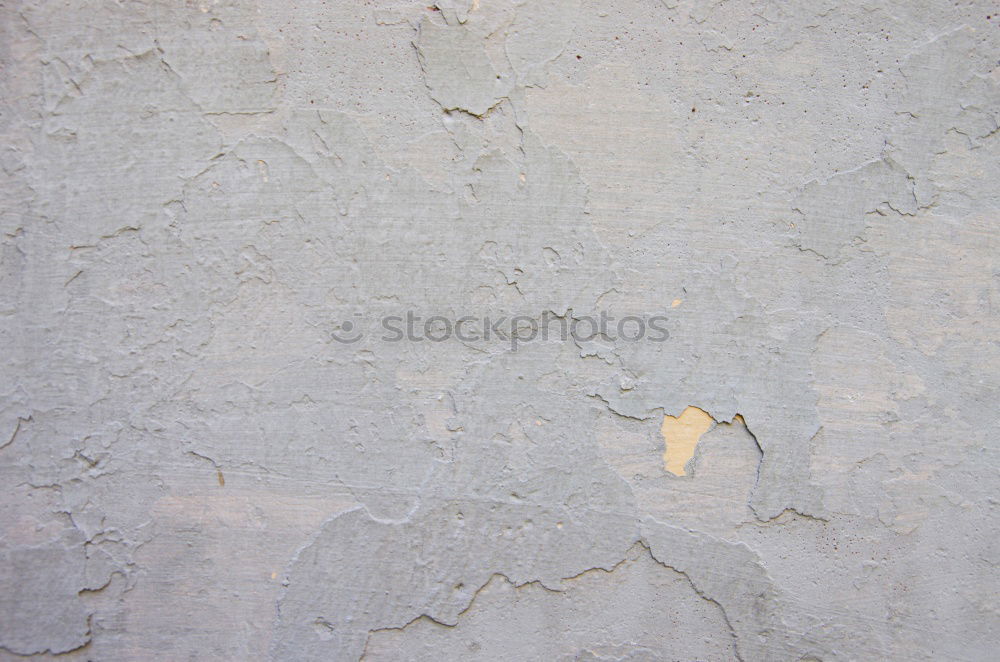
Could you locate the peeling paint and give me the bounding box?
[1,0,998,659]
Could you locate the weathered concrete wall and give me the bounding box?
[1,1,997,659]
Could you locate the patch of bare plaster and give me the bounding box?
[595,407,763,540]
[661,405,714,476]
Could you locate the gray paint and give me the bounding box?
[0,0,997,660]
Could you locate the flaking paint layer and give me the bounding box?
[1,1,998,660]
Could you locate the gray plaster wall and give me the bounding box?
[1,1,998,660]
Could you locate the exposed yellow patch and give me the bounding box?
[661,406,714,476]
[216,468,225,487]
[671,299,682,308]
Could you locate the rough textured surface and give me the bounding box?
[1,1,998,660]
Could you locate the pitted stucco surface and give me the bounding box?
[1,1,998,660]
